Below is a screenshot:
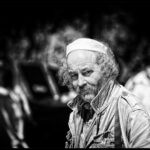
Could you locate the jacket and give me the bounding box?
[65,80,150,148]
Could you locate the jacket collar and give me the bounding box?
[67,79,116,114]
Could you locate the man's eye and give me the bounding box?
[82,70,93,76]
[69,74,78,80]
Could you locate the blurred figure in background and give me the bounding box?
[0,59,31,148]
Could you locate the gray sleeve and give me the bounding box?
[128,109,150,148]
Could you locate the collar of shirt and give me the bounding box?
[67,79,119,115]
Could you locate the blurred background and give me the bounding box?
[0,0,150,148]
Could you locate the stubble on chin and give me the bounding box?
[82,94,94,103]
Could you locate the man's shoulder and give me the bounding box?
[119,85,145,111]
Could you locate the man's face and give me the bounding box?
[67,50,102,103]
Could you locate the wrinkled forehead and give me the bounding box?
[67,50,97,69]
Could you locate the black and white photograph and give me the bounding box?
[0,0,150,148]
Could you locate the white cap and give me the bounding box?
[66,38,107,57]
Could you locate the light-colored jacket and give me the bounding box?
[65,81,150,148]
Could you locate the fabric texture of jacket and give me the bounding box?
[65,80,150,148]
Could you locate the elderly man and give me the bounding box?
[59,38,150,148]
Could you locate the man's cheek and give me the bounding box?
[86,77,97,85]
[72,82,78,91]
[72,86,79,93]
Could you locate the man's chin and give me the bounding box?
[82,94,95,103]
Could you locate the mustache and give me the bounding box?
[77,86,97,95]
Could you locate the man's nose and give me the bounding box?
[78,74,86,87]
